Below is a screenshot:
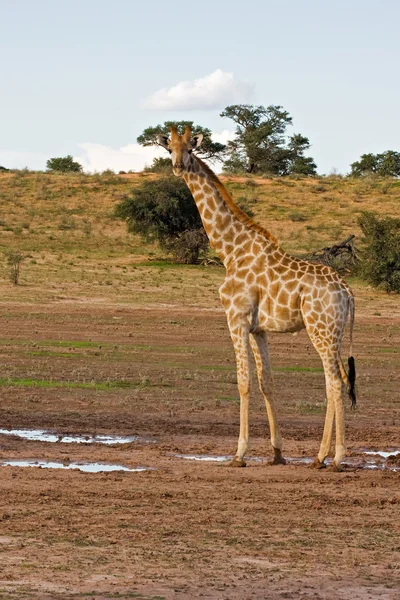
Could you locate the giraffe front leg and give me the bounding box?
[250,332,285,465]
[225,314,251,468]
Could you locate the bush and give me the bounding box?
[144,157,172,173]
[115,175,208,264]
[3,250,27,285]
[46,155,82,173]
[358,212,400,292]
[168,229,209,264]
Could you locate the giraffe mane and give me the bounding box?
[194,156,279,247]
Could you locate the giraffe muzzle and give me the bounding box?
[173,164,184,176]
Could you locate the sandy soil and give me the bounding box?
[0,297,399,600]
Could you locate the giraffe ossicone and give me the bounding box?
[159,125,356,470]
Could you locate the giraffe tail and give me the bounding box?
[347,295,357,409]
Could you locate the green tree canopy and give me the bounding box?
[350,151,400,177]
[46,155,83,173]
[137,120,226,161]
[220,104,317,176]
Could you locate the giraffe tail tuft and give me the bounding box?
[348,356,356,409]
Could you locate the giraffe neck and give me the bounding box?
[184,155,277,265]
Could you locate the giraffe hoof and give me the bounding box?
[310,458,326,470]
[270,456,286,466]
[270,449,286,465]
[227,457,246,468]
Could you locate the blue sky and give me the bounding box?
[1,0,399,174]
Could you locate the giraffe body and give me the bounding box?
[158,126,356,470]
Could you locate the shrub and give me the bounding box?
[46,155,82,173]
[115,175,208,264]
[358,212,400,292]
[144,157,172,173]
[3,250,27,285]
[168,229,209,264]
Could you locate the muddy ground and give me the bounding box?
[0,288,399,600]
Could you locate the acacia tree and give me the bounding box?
[350,151,400,177]
[286,134,317,175]
[137,120,226,162]
[220,104,317,176]
[46,155,82,173]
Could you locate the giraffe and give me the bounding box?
[158,125,356,471]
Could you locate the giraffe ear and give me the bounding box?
[157,134,170,150]
[191,134,204,150]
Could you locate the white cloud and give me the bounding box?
[211,129,236,145]
[143,69,254,111]
[74,142,166,173]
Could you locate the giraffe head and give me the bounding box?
[157,126,203,176]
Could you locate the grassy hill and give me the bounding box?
[0,170,398,305]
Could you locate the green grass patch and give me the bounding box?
[295,400,326,414]
[0,378,133,390]
[199,365,235,371]
[273,366,324,373]
[135,260,202,269]
[40,340,101,349]
[217,395,239,403]
[28,351,81,358]
[377,347,399,354]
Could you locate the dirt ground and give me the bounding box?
[0,284,399,600]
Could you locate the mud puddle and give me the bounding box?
[1,459,153,473]
[0,428,155,445]
[175,450,400,471]
[362,449,400,459]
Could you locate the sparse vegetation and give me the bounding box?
[3,249,27,284]
[0,170,399,295]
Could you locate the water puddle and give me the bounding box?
[363,449,400,459]
[175,454,314,465]
[0,429,155,445]
[175,454,233,462]
[175,450,400,471]
[1,459,153,473]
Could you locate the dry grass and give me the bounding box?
[0,171,399,306]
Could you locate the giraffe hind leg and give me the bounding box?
[250,331,286,465]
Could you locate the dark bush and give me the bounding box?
[144,157,172,173]
[46,155,82,173]
[115,175,208,264]
[358,212,400,292]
